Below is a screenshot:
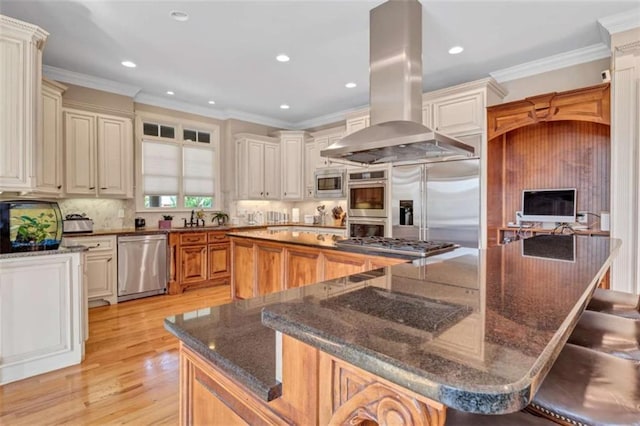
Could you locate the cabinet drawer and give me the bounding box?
[208,231,229,243]
[64,235,115,251]
[179,232,207,245]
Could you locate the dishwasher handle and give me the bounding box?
[118,234,167,243]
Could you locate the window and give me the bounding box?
[138,115,220,211]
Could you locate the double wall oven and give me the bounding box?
[347,169,389,237]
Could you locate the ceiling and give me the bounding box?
[2,1,639,129]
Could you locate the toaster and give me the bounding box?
[63,214,94,233]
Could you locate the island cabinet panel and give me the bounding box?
[208,244,230,281]
[180,344,292,426]
[368,256,406,270]
[318,351,446,426]
[285,247,321,288]
[256,243,284,295]
[322,251,368,281]
[231,239,256,299]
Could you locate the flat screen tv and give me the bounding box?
[521,188,576,224]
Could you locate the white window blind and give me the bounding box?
[142,141,180,195]
[183,146,215,195]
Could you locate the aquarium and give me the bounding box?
[0,200,63,253]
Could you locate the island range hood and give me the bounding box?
[321,0,475,164]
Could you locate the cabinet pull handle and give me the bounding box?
[100,187,107,190]
[89,186,96,190]
[266,192,269,196]
[260,192,264,196]
[87,243,101,249]
[57,185,62,189]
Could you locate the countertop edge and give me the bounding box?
[0,245,88,260]
[262,305,532,414]
[163,319,282,402]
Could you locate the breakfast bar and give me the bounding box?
[165,235,618,424]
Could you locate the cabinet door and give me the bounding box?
[320,135,340,167]
[231,239,255,299]
[432,92,483,135]
[286,247,321,289]
[65,111,96,195]
[0,25,42,191]
[422,102,433,128]
[281,136,303,200]
[180,245,208,284]
[37,82,64,194]
[304,141,316,199]
[256,243,284,295]
[263,142,280,200]
[345,116,369,135]
[97,116,132,197]
[322,251,367,281]
[455,133,482,156]
[85,252,115,300]
[246,140,265,199]
[208,243,230,283]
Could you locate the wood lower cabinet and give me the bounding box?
[322,251,368,281]
[170,230,235,294]
[286,247,321,288]
[256,243,284,295]
[230,236,405,299]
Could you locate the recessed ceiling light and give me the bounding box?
[166,91,174,95]
[280,104,290,110]
[276,54,290,62]
[170,10,189,22]
[448,46,464,55]
[121,60,136,68]
[345,82,357,89]
[208,100,216,105]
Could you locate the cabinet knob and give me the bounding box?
[266,192,269,196]
[57,185,62,189]
[284,192,286,196]
[260,192,264,196]
[100,187,107,190]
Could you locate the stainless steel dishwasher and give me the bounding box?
[117,234,167,302]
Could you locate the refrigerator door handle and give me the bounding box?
[420,165,428,241]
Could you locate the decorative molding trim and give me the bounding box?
[293,108,356,130]
[62,99,134,119]
[598,10,640,36]
[616,41,640,54]
[43,65,142,97]
[423,76,508,100]
[0,14,49,41]
[490,44,611,83]
[134,93,293,129]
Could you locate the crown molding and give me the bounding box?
[292,107,360,130]
[134,94,293,129]
[598,9,640,36]
[490,43,611,83]
[42,65,141,97]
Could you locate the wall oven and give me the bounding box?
[348,218,387,238]
[347,169,388,218]
[314,169,345,198]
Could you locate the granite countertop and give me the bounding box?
[165,235,619,414]
[227,229,346,249]
[0,245,88,260]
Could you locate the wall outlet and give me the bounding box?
[577,211,588,224]
[118,209,125,218]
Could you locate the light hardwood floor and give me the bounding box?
[1,285,232,425]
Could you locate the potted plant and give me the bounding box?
[158,215,173,229]
[211,211,229,226]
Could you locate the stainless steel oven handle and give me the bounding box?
[350,218,387,223]
[348,180,387,187]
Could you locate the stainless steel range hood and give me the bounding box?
[321,0,475,164]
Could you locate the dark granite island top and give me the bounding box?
[165,235,619,419]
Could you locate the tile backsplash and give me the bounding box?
[58,198,136,230]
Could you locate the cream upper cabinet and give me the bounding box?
[64,108,133,198]
[345,111,370,136]
[277,131,307,201]
[428,91,484,135]
[304,141,316,199]
[305,127,345,199]
[235,133,280,200]
[36,79,66,195]
[0,15,48,192]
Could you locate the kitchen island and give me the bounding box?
[165,235,618,425]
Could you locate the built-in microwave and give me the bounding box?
[314,169,345,198]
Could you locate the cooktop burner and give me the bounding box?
[335,237,458,257]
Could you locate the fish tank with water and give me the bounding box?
[0,200,63,253]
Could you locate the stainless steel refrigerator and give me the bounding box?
[391,158,480,247]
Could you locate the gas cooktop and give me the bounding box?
[335,236,458,257]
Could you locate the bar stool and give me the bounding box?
[528,343,640,426]
[446,409,553,425]
[587,288,640,320]
[568,310,640,362]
